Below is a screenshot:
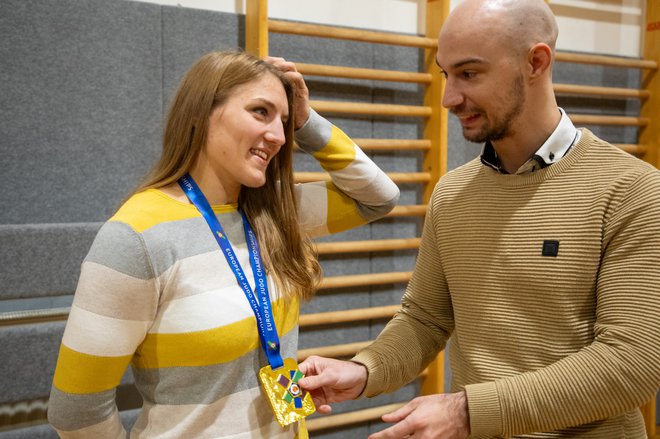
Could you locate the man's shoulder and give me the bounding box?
[581,129,659,176]
[427,157,484,205]
[441,156,483,183]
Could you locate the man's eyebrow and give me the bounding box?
[435,56,487,71]
[451,57,488,69]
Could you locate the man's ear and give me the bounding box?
[527,43,553,79]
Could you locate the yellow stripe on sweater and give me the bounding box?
[111,189,238,233]
[313,125,356,172]
[325,182,366,234]
[53,344,132,394]
[133,297,299,369]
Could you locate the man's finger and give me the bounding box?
[381,401,416,423]
[298,373,332,391]
[316,404,333,415]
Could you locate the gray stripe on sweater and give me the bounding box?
[132,329,298,405]
[47,387,117,431]
[294,109,332,154]
[84,211,249,280]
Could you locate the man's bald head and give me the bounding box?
[441,0,558,60]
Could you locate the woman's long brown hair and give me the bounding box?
[133,50,321,301]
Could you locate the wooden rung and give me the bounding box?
[387,205,427,217]
[319,271,412,290]
[554,83,650,99]
[353,138,432,150]
[307,403,406,432]
[615,144,647,155]
[294,172,431,184]
[300,305,400,327]
[269,19,437,49]
[555,52,658,70]
[642,398,657,438]
[315,238,421,255]
[296,62,432,84]
[295,138,431,151]
[569,114,649,126]
[268,21,657,71]
[298,340,372,361]
[310,99,432,117]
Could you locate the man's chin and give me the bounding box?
[461,129,488,144]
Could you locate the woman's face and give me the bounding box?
[200,72,289,201]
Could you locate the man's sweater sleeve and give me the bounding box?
[352,194,454,395]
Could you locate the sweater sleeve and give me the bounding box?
[352,194,454,396]
[465,169,660,436]
[293,109,400,237]
[48,221,159,438]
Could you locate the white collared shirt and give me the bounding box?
[480,108,581,175]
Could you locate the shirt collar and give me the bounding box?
[480,108,580,175]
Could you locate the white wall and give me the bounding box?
[548,0,643,57]
[133,0,645,57]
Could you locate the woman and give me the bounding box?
[48,50,399,439]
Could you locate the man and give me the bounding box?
[298,0,660,438]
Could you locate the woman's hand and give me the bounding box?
[264,56,310,130]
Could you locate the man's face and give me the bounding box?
[436,26,527,144]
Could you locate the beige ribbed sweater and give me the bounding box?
[353,130,660,438]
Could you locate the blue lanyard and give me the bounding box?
[178,174,283,370]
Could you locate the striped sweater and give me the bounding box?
[354,129,660,438]
[48,110,399,439]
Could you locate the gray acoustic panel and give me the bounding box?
[0,223,100,300]
[1,322,63,402]
[554,56,642,88]
[0,0,163,224]
[0,423,58,439]
[446,116,483,171]
[0,409,139,439]
[161,7,243,110]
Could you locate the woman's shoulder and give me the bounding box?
[109,189,199,234]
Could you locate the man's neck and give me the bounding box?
[491,107,562,174]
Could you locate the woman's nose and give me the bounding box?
[265,120,285,147]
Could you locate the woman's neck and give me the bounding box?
[188,161,239,205]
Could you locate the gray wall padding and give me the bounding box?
[0,0,163,225]
[0,423,58,439]
[1,322,64,403]
[554,58,642,144]
[0,223,101,300]
[161,5,243,102]
[0,409,139,439]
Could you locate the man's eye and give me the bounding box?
[462,71,477,79]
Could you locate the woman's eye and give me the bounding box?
[254,107,268,116]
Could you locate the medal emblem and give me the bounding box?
[259,358,316,426]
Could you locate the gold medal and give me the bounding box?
[259,357,316,426]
